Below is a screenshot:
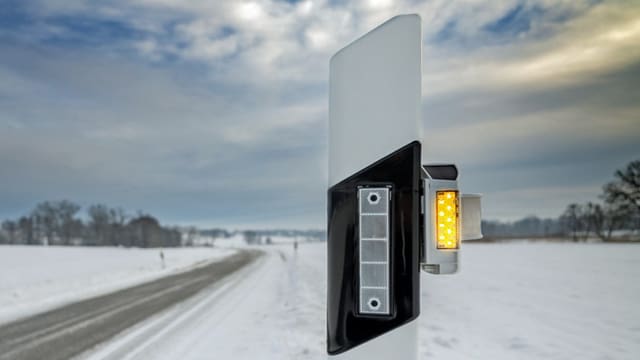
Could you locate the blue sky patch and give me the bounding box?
[484,3,537,35]
[0,0,33,30]
[41,16,145,47]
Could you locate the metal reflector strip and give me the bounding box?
[358,187,390,315]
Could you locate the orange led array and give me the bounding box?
[436,191,459,249]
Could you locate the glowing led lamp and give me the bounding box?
[436,191,459,249]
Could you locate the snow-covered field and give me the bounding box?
[0,245,235,324]
[2,242,638,359]
[86,241,639,360]
[420,242,640,359]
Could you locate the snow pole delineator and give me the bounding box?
[327,14,423,358]
[327,14,483,358]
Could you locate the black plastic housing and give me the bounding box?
[327,141,422,354]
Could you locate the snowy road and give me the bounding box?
[83,245,325,359]
[0,246,236,325]
[85,242,640,360]
[0,250,259,360]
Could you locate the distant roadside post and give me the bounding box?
[327,14,483,358]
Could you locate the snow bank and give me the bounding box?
[0,245,235,325]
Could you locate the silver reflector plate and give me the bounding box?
[358,187,390,315]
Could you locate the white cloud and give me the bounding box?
[421,2,640,97]
[1,0,639,225]
[235,2,265,22]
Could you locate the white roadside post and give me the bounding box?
[327,14,482,359]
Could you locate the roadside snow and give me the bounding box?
[89,241,640,360]
[420,242,640,359]
[0,245,235,325]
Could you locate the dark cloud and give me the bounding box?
[0,0,638,227]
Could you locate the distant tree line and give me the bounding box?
[240,229,326,245]
[483,160,640,241]
[255,229,326,240]
[482,216,565,239]
[193,228,326,246]
[199,228,231,238]
[0,201,181,247]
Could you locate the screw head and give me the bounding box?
[367,192,381,205]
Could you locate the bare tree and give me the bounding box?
[32,202,57,245]
[128,214,160,247]
[31,201,81,245]
[602,203,631,240]
[109,207,127,246]
[604,160,640,217]
[88,204,110,246]
[58,200,81,245]
[561,204,585,241]
[18,216,36,245]
[581,202,599,241]
[1,220,18,244]
[586,202,604,240]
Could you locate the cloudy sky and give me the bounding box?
[1,0,639,229]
